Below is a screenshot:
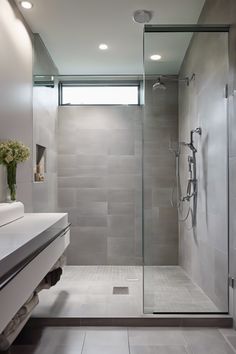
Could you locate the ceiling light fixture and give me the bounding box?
[150,54,162,61]
[99,44,108,50]
[20,1,33,9]
[133,10,153,24]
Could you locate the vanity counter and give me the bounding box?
[0,213,70,335]
[0,213,69,285]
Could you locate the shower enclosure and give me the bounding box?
[143,25,230,314]
[32,26,231,321]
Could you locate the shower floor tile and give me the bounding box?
[33,266,220,317]
[144,266,219,313]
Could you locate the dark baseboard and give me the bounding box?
[27,316,233,328]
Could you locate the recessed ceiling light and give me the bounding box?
[150,54,162,61]
[99,44,108,50]
[20,1,33,9]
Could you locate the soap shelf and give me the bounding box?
[34,144,46,182]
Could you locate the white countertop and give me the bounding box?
[0,213,69,282]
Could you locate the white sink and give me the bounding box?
[0,202,24,227]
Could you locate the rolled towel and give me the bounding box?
[0,293,39,350]
[36,267,63,293]
[17,293,39,317]
[0,313,31,351]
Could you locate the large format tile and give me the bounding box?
[13,327,85,353]
[128,328,186,346]
[130,345,190,354]
[11,327,236,354]
[178,26,228,314]
[183,329,235,354]
[76,189,107,203]
[8,345,75,354]
[82,328,129,354]
[108,130,135,156]
[82,345,129,354]
[58,93,177,266]
[220,328,236,351]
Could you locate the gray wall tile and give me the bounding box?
[58,106,142,265]
[58,189,76,208]
[143,80,179,266]
[108,215,135,238]
[108,189,135,203]
[108,130,135,155]
[108,203,135,215]
[76,189,107,203]
[178,27,228,312]
[77,215,108,227]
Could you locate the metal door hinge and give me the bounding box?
[229,276,235,289]
[225,84,229,99]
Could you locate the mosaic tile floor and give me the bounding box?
[33,266,220,317]
[144,266,219,313]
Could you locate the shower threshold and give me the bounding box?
[30,266,232,327]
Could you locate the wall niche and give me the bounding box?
[34,144,46,182]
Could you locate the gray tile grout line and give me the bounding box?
[81,329,87,354]
[218,328,236,353]
[223,337,236,353]
[181,327,195,354]
[127,327,131,354]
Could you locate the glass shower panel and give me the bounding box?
[143,27,229,313]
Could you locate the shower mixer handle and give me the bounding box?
[190,127,202,138]
[190,127,202,148]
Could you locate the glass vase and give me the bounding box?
[7,162,17,202]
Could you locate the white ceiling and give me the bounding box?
[144,32,193,75]
[17,0,205,75]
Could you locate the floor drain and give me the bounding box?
[113,286,129,295]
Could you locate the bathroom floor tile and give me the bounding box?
[128,328,187,346]
[130,345,190,354]
[33,265,220,317]
[11,327,236,354]
[182,328,235,354]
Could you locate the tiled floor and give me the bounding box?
[144,266,219,313]
[33,266,220,317]
[8,327,236,354]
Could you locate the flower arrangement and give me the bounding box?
[0,140,30,201]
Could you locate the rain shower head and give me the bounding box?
[152,77,166,90]
[152,74,195,91]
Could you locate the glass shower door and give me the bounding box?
[143,25,229,313]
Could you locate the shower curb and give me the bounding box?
[27,316,233,328]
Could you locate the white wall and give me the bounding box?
[0,0,33,210]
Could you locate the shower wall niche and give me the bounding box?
[35,144,46,182]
